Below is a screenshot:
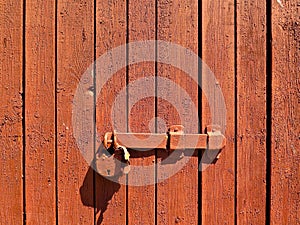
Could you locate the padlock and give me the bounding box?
[96,144,130,177]
[95,149,123,177]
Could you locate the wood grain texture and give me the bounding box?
[25,0,56,223]
[95,0,127,224]
[271,2,300,224]
[0,0,23,224]
[201,0,235,224]
[237,0,267,224]
[57,0,94,223]
[127,0,156,224]
[157,0,198,224]
[2,1,300,224]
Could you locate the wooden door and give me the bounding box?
[0,0,299,224]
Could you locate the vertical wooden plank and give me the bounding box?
[157,0,198,224]
[237,0,267,224]
[95,0,127,224]
[0,0,23,224]
[127,0,156,224]
[201,0,235,224]
[57,0,94,223]
[25,0,56,223]
[271,2,300,224]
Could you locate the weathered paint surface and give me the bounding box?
[0,0,299,224]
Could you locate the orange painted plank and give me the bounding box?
[127,0,156,224]
[25,0,56,224]
[95,0,127,224]
[0,0,23,224]
[271,2,300,224]
[157,0,199,223]
[201,0,235,224]
[57,0,94,223]
[237,0,267,224]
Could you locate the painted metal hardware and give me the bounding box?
[96,125,226,177]
[103,125,226,151]
[96,131,131,177]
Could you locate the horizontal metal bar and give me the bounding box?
[114,133,167,149]
[103,130,226,150]
[169,133,208,149]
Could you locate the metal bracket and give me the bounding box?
[97,125,226,177]
[103,124,226,155]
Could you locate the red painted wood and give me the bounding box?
[201,0,235,224]
[0,0,24,224]
[25,0,56,223]
[95,0,127,224]
[57,0,94,223]
[1,1,300,224]
[127,0,156,223]
[271,2,300,224]
[237,0,267,224]
[157,0,199,223]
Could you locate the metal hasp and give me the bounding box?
[97,125,226,177]
[103,124,226,153]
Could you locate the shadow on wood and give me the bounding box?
[80,159,121,225]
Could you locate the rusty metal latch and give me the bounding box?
[96,125,226,177]
[103,125,226,151]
